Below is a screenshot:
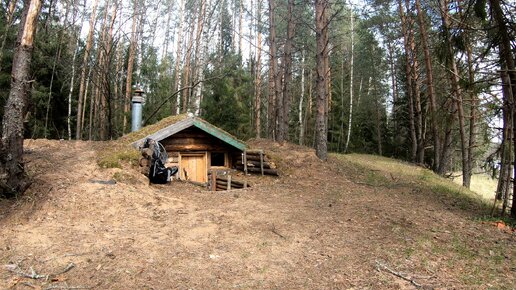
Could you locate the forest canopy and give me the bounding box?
[0,0,515,215]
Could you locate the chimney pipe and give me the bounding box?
[131,88,145,132]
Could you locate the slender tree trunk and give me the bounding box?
[465,34,477,189]
[398,0,417,162]
[488,0,516,217]
[315,0,329,160]
[278,0,295,142]
[267,0,278,139]
[0,0,42,196]
[173,0,185,115]
[416,0,440,170]
[299,49,305,145]
[254,0,263,138]
[76,0,99,139]
[344,8,354,153]
[374,83,383,155]
[405,0,424,164]
[82,65,91,136]
[124,0,139,132]
[440,0,469,186]
[44,46,60,138]
[182,11,197,113]
[238,0,243,55]
[67,19,81,140]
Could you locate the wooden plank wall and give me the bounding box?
[161,127,238,153]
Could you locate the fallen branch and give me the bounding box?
[375,260,422,288]
[44,286,93,290]
[271,224,286,239]
[4,262,75,281]
[4,264,47,279]
[52,262,75,276]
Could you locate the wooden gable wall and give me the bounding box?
[160,127,240,153]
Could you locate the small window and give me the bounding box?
[211,152,226,167]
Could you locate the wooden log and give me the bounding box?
[243,151,248,174]
[244,154,269,162]
[216,180,244,188]
[235,165,279,176]
[139,157,150,167]
[236,160,273,169]
[245,149,264,155]
[216,176,247,186]
[260,152,264,176]
[211,170,217,191]
[228,175,232,190]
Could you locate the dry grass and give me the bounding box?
[332,153,490,210]
[452,173,498,201]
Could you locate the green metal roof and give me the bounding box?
[132,116,247,151]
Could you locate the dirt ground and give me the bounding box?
[0,139,514,289]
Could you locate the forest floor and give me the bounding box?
[0,139,514,289]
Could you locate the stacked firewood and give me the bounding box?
[138,148,153,176]
[208,172,250,191]
[235,149,279,176]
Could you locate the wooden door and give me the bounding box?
[179,152,207,183]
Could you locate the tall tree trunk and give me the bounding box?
[398,0,417,162]
[375,83,383,155]
[193,0,207,116]
[97,1,111,140]
[238,0,243,55]
[76,0,99,139]
[416,0,440,170]
[124,0,139,132]
[344,8,354,153]
[278,0,295,142]
[173,0,185,115]
[488,0,516,217]
[254,0,263,138]
[0,0,42,196]
[67,2,81,140]
[299,49,305,145]
[315,0,329,160]
[267,0,278,139]
[182,10,197,113]
[387,42,398,134]
[44,45,60,138]
[405,0,424,164]
[440,0,469,187]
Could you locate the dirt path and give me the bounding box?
[0,140,514,289]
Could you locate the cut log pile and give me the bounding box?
[235,149,279,176]
[138,148,153,176]
[209,171,250,191]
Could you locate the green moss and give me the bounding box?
[97,146,140,169]
[119,114,188,144]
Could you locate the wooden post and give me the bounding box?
[227,175,232,190]
[243,150,248,175]
[259,151,264,175]
[211,171,217,191]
